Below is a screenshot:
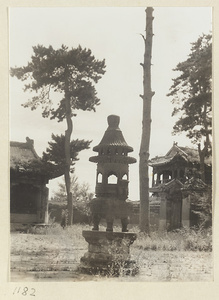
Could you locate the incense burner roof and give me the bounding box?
[93,115,133,153]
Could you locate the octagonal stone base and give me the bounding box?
[79,230,138,276]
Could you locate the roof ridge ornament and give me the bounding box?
[26,136,34,146]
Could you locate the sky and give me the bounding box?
[9,7,212,200]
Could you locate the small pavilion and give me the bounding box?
[148,142,211,230]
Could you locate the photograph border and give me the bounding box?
[1,0,218,299]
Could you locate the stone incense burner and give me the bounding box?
[79,115,138,276]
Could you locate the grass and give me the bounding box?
[10,223,213,281]
[131,226,212,252]
[26,223,212,252]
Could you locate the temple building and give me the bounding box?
[150,142,212,187]
[148,142,212,230]
[10,137,63,229]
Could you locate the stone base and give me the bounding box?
[79,230,138,276]
[79,259,138,276]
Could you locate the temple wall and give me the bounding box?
[10,181,49,225]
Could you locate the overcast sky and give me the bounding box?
[9,7,212,200]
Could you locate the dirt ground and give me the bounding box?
[10,232,213,282]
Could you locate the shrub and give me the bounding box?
[190,188,212,228]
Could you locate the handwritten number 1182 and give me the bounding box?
[13,287,36,296]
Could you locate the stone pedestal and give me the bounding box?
[79,231,138,276]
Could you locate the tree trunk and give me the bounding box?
[198,100,211,183]
[64,72,73,226]
[139,7,155,233]
[198,142,208,183]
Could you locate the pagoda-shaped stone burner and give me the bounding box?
[89,115,136,232]
[79,115,138,276]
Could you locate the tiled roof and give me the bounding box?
[10,138,64,179]
[10,138,40,169]
[149,155,177,166]
[149,143,211,166]
[93,115,133,152]
[149,179,183,192]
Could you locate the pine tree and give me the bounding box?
[11,44,106,224]
[167,34,212,182]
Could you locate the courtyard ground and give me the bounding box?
[10,224,213,282]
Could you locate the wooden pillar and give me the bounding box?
[157,173,161,184]
[163,171,169,183]
[171,169,174,180]
[152,171,155,187]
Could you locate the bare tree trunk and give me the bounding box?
[139,7,155,233]
[65,110,73,225]
[64,72,73,226]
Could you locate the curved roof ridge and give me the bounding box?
[10,137,40,160]
[166,143,188,158]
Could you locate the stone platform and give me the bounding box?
[79,230,138,276]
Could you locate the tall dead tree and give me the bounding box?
[139,7,155,233]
